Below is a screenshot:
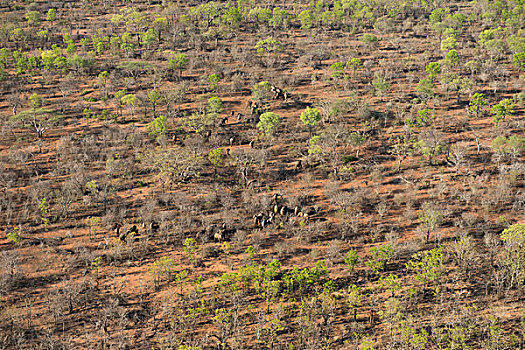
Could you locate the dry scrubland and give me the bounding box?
[0,0,524,348]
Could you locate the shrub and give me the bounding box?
[6,228,21,245]
[361,33,378,43]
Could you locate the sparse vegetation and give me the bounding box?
[0,0,523,349]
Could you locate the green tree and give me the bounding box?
[429,8,449,39]
[416,78,435,100]
[175,269,188,296]
[207,73,221,91]
[406,246,444,294]
[147,115,168,138]
[212,308,234,349]
[62,33,73,46]
[270,7,290,29]
[307,135,322,157]
[208,148,226,177]
[405,108,434,128]
[372,73,391,97]
[121,93,139,117]
[440,37,457,51]
[252,81,273,105]
[97,71,110,100]
[25,11,41,26]
[298,10,316,29]
[140,28,158,49]
[500,224,525,288]
[10,93,57,138]
[361,33,378,44]
[254,38,283,56]
[248,7,272,24]
[257,112,281,136]
[189,2,221,28]
[41,49,59,70]
[347,284,363,321]
[67,54,94,74]
[86,216,100,240]
[365,244,395,275]
[152,16,168,40]
[83,107,93,125]
[85,180,99,197]
[91,256,103,286]
[344,249,359,274]
[426,62,441,81]
[46,8,56,21]
[507,35,525,54]
[443,49,459,68]
[183,238,198,265]
[491,98,515,125]
[149,256,175,287]
[380,274,401,297]
[0,48,9,66]
[65,43,76,56]
[7,227,22,245]
[0,63,7,81]
[148,89,162,118]
[221,6,242,29]
[512,52,525,71]
[346,58,363,79]
[469,93,487,118]
[114,89,127,118]
[111,7,148,36]
[120,32,135,56]
[207,96,223,115]
[478,28,506,57]
[300,107,322,136]
[168,53,188,78]
[330,61,345,79]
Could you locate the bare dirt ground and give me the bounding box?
[0,0,524,349]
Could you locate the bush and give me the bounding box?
[361,33,378,43]
[6,228,21,245]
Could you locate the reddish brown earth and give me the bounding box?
[0,0,524,349]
